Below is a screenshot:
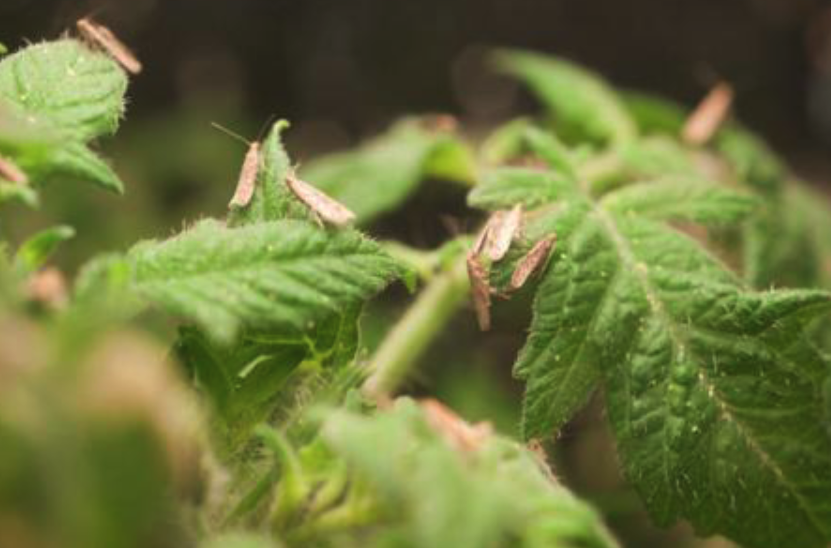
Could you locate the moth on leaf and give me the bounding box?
[76,18,143,75]
[510,234,556,291]
[285,171,356,227]
[682,82,733,146]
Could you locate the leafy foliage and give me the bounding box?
[474,50,831,548]
[262,399,618,548]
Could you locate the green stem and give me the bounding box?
[363,251,470,400]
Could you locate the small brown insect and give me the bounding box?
[466,252,492,331]
[286,172,356,227]
[682,82,734,146]
[229,141,261,208]
[0,155,27,185]
[471,221,492,256]
[211,122,267,209]
[27,267,68,310]
[420,398,493,453]
[485,204,523,262]
[76,18,143,75]
[510,234,556,291]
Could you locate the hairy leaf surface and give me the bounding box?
[0,40,128,193]
[127,219,402,342]
[469,130,831,548]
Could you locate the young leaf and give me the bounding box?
[126,219,403,342]
[14,225,75,274]
[307,400,619,548]
[470,144,831,548]
[36,142,124,194]
[0,40,128,193]
[620,91,687,135]
[0,40,126,141]
[301,119,473,224]
[495,50,637,147]
[176,304,363,454]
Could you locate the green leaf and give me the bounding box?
[0,40,127,141]
[480,117,535,164]
[468,167,573,211]
[472,136,831,548]
[0,43,7,56]
[13,224,74,273]
[228,120,313,227]
[0,40,128,194]
[743,183,831,290]
[0,181,38,207]
[125,219,403,342]
[33,142,124,194]
[299,400,619,548]
[601,178,757,224]
[620,91,687,135]
[176,304,364,454]
[495,50,636,147]
[302,119,472,224]
[715,124,785,194]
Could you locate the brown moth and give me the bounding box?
[420,398,493,453]
[510,234,556,291]
[466,252,492,331]
[471,221,492,256]
[682,82,734,146]
[27,267,69,310]
[285,172,356,227]
[0,155,28,185]
[229,141,261,208]
[485,204,523,262]
[76,18,143,75]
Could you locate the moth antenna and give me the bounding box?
[255,114,279,142]
[210,122,252,146]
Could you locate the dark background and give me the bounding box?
[4,0,831,177]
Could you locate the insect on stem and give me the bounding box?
[682,82,734,146]
[76,18,143,75]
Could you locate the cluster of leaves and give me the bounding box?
[1,31,831,548]
[471,51,831,548]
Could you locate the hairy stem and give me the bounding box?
[363,251,470,400]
